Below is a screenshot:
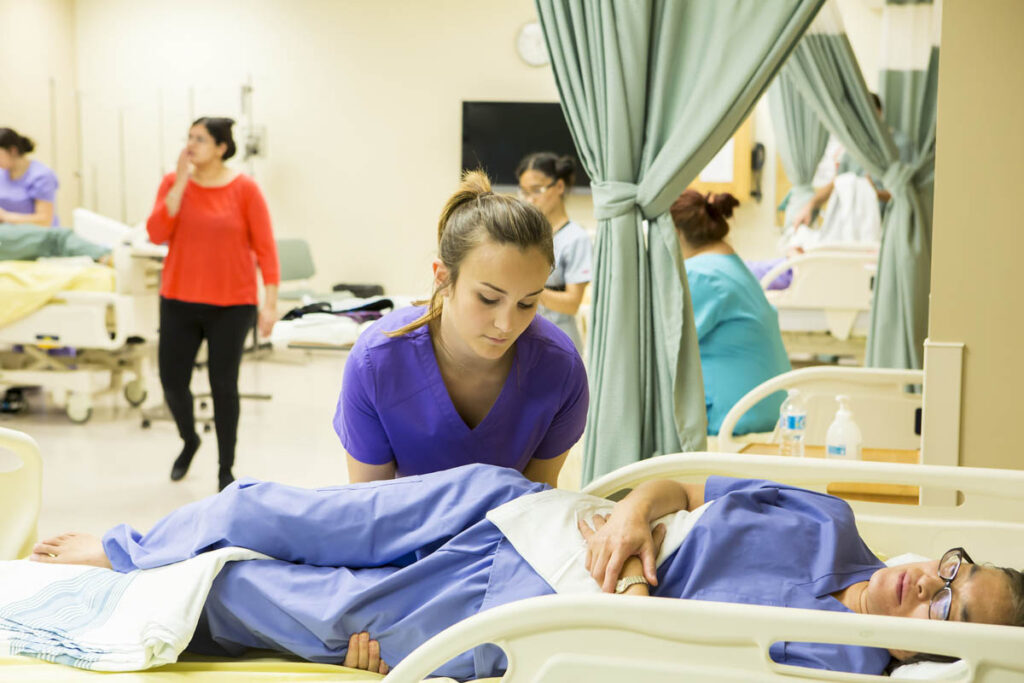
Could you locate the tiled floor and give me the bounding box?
[1,348,583,542]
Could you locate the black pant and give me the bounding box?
[158,297,256,473]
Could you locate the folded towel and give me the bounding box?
[487,488,712,594]
[0,546,267,671]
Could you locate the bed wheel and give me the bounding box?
[124,379,148,407]
[66,393,93,424]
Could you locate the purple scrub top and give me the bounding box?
[334,305,588,476]
[0,160,59,226]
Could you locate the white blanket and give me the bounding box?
[487,488,712,594]
[0,547,267,671]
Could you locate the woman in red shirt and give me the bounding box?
[146,117,280,491]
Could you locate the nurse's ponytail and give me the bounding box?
[0,128,35,155]
[387,170,554,337]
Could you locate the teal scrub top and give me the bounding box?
[686,253,791,435]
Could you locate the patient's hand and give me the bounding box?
[343,631,390,675]
[792,203,813,228]
[578,512,666,593]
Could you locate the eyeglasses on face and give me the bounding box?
[929,547,974,621]
[517,180,557,198]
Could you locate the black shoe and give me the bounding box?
[170,436,201,481]
[218,470,235,492]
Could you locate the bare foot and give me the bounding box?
[30,532,113,569]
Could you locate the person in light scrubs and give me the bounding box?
[334,170,588,488]
[32,466,1023,678]
[516,152,592,353]
[0,128,60,227]
[672,189,790,435]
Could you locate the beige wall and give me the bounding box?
[11,1,888,279]
[71,0,591,296]
[0,0,78,223]
[929,0,1024,469]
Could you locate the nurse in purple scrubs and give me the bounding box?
[0,128,59,227]
[333,170,589,487]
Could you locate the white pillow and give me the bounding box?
[72,208,131,248]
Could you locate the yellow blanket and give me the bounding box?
[0,261,115,327]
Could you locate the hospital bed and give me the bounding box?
[3,425,1023,681]
[0,244,164,423]
[761,243,878,362]
[389,453,1024,682]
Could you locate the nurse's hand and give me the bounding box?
[174,147,191,184]
[343,632,390,675]
[258,304,277,338]
[0,208,11,222]
[578,512,666,593]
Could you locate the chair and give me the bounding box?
[276,238,319,303]
[0,426,43,560]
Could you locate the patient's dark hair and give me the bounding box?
[192,117,236,160]
[1000,566,1024,627]
[386,170,554,337]
[516,152,577,190]
[670,189,739,248]
[0,127,35,155]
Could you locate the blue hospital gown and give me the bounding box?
[101,466,889,679]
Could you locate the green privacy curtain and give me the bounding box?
[769,71,830,227]
[781,0,937,369]
[535,0,825,483]
[870,0,942,366]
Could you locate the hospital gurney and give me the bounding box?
[0,245,163,423]
[4,425,1023,681]
[761,243,878,361]
[387,453,1024,682]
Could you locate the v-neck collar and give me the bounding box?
[415,324,520,435]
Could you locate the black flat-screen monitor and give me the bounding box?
[461,101,591,189]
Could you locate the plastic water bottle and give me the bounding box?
[826,395,862,460]
[779,389,806,458]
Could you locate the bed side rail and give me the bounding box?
[0,426,43,560]
[717,366,923,453]
[583,452,1024,567]
[385,595,1020,682]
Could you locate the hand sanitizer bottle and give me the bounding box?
[826,395,862,460]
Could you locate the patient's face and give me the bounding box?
[438,240,549,362]
[865,559,1014,627]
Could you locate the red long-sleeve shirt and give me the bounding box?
[147,173,280,306]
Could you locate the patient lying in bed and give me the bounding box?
[0,223,111,263]
[25,464,1023,679]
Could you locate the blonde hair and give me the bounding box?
[387,170,554,337]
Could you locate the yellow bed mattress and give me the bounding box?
[0,261,115,327]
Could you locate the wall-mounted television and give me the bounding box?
[461,101,591,189]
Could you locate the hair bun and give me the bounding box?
[708,192,739,220]
[460,169,493,197]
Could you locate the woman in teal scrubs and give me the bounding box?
[671,190,790,435]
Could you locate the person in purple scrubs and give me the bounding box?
[334,170,589,487]
[0,128,59,227]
